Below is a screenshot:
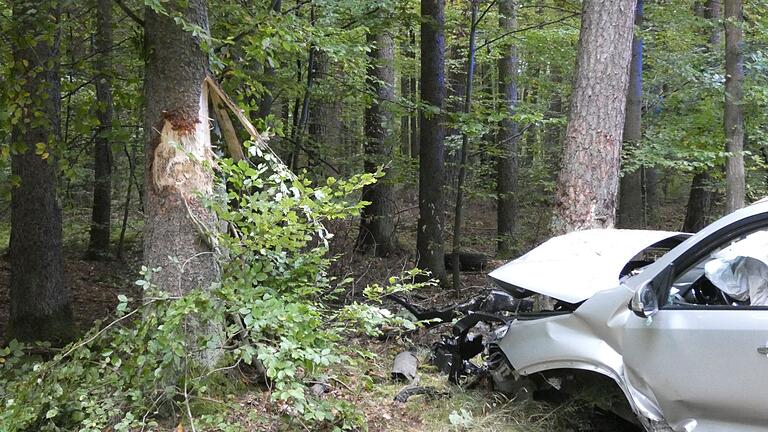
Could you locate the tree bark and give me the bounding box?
[451,0,479,291]
[417,0,447,284]
[724,0,745,212]
[144,0,220,297]
[684,0,721,226]
[409,29,420,159]
[86,0,114,260]
[358,31,397,256]
[683,171,713,232]
[7,0,76,344]
[400,45,411,157]
[307,49,343,172]
[551,0,637,234]
[257,0,282,119]
[496,0,519,258]
[618,0,645,229]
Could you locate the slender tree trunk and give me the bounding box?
[358,31,397,256]
[618,0,645,229]
[451,0,478,291]
[724,0,745,212]
[445,43,465,191]
[543,67,562,157]
[684,0,720,226]
[257,0,282,119]
[144,0,219,296]
[417,0,447,284]
[400,57,411,157]
[551,0,637,234]
[7,0,76,344]
[86,0,114,260]
[496,0,519,258]
[409,29,420,159]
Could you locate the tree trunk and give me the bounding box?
[451,0,479,291]
[618,0,645,229]
[400,50,411,157]
[86,0,114,260]
[724,0,745,212]
[7,0,76,344]
[496,0,519,258]
[684,0,721,225]
[551,0,637,234]
[257,0,282,119]
[683,171,713,232]
[417,0,447,284]
[144,0,220,297]
[307,49,343,173]
[409,29,420,159]
[358,31,397,256]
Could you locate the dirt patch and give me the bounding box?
[0,242,143,345]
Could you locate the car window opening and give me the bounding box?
[668,229,768,307]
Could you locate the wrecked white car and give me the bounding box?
[396,202,768,430]
[482,202,768,432]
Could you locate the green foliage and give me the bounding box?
[0,152,413,431]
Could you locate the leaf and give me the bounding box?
[45,408,58,419]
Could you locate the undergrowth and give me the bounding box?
[0,143,430,431]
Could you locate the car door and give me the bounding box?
[623,228,768,430]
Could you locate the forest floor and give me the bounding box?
[0,198,646,431]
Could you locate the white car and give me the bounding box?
[486,201,768,432]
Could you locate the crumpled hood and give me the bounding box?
[488,229,686,304]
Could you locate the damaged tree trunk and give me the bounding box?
[144,0,220,297]
[551,0,637,234]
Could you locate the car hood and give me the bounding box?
[488,229,686,304]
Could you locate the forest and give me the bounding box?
[1,0,767,430]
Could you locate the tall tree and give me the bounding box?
[551,0,637,234]
[257,0,282,119]
[7,0,76,343]
[496,0,519,257]
[618,0,645,229]
[451,0,479,289]
[144,0,220,296]
[86,0,114,260]
[358,31,397,256]
[724,0,745,212]
[417,0,447,283]
[683,0,721,232]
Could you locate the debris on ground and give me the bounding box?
[391,351,419,383]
